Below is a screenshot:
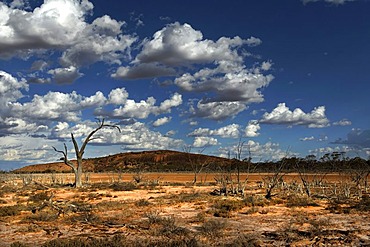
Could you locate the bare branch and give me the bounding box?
[52,145,76,170]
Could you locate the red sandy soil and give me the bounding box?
[1,173,369,246]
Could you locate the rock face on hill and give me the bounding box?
[14,150,232,173]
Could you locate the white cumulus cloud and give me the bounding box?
[193,136,219,148]
[153,116,171,127]
[333,119,352,126]
[188,124,241,138]
[112,22,272,120]
[260,103,330,128]
[0,0,137,83]
[245,120,260,137]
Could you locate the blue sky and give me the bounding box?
[1,0,369,170]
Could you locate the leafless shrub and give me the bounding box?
[145,210,162,224]
[28,191,50,203]
[135,199,151,207]
[96,200,127,211]
[226,233,263,247]
[285,195,320,208]
[0,204,27,217]
[199,218,228,237]
[351,195,370,212]
[133,171,146,183]
[211,199,245,218]
[24,210,58,222]
[110,182,137,191]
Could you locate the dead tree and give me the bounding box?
[184,145,210,185]
[264,159,285,200]
[53,119,120,188]
[295,157,311,197]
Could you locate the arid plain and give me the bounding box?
[1,172,370,246]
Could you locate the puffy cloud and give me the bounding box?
[0,71,30,135]
[112,22,272,120]
[111,93,182,119]
[9,0,29,9]
[0,135,55,164]
[6,88,112,124]
[332,129,370,148]
[309,146,353,157]
[0,116,48,137]
[300,136,315,141]
[112,63,176,80]
[0,0,137,83]
[108,88,129,105]
[153,116,171,127]
[0,76,181,135]
[47,66,83,84]
[80,91,107,107]
[175,65,273,103]
[261,61,273,71]
[219,140,291,161]
[157,93,182,113]
[112,97,155,119]
[133,22,246,66]
[86,121,184,150]
[192,100,247,120]
[333,119,352,126]
[245,36,262,47]
[193,136,219,148]
[0,0,93,57]
[260,103,330,128]
[0,71,28,104]
[165,130,176,137]
[30,60,49,71]
[188,124,241,138]
[245,120,260,137]
[8,91,86,122]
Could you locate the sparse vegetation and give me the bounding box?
[1,151,370,246]
[199,218,228,237]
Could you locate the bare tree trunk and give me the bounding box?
[53,119,120,188]
[75,158,83,188]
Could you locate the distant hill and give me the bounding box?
[16,150,368,174]
[14,150,233,173]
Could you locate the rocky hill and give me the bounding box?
[14,150,233,173]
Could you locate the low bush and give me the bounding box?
[225,234,263,247]
[135,199,151,207]
[212,199,245,217]
[0,204,26,217]
[199,218,228,237]
[351,195,370,212]
[29,191,50,203]
[285,195,319,208]
[110,182,137,191]
[96,200,127,211]
[23,211,58,222]
[326,198,351,214]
